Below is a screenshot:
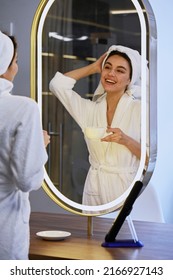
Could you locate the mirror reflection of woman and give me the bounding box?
[50,45,146,208]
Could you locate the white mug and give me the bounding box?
[85,126,105,139]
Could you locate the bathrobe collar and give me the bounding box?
[0,78,13,97]
[94,92,134,128]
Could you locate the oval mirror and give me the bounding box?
[31,0,157,215]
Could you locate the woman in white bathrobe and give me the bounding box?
[0,31,49,259]
[49,45,143,207]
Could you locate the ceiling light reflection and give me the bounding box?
[110,9,145,15]
[49,32,88,41]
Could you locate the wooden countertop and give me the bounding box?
[29,212,173,260]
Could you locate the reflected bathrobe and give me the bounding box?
[50,72,140,206]
[0,78,48,259]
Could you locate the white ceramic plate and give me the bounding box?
[36,230,71,241]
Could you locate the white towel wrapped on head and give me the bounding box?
[0,31,14,75]
[93,45,149,101]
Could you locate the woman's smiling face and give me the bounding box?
[101,54,131,95]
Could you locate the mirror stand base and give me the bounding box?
[87,216,93,236]
[101,239,143,248]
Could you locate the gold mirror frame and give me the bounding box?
[31,0,157,216]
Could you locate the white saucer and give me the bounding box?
[36,230,71,241]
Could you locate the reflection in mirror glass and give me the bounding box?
[31,0,156,215]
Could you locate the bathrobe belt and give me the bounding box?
[89,159,136,174]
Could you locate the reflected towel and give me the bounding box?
[93,45,149,101]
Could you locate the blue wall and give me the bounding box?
[148,0,173,223]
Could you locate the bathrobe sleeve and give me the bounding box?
[10,98,48,192]
[49,72,94,129]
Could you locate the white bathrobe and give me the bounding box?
[50,72,140,206]
[0,78,48,260]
